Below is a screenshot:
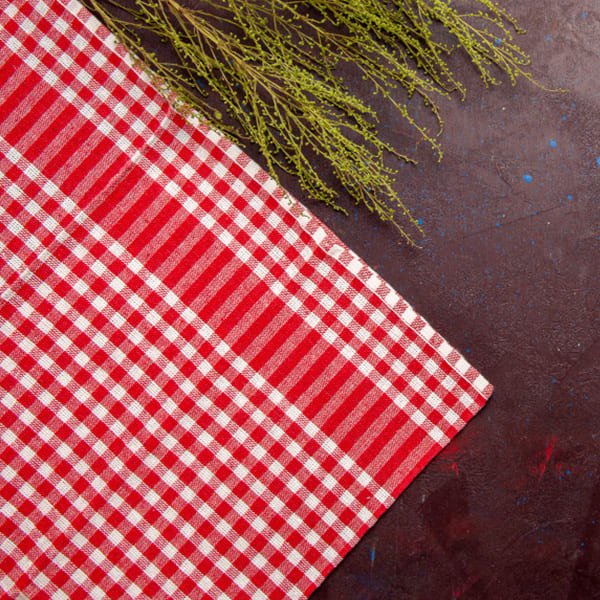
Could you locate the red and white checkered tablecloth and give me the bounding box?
[0,0,493,597]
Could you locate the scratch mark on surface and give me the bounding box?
[552,336,600,390]
[457,203,566,241]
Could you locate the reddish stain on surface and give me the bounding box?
[536,436,557,481]
[442,441,463,457]
[452,575,481,598]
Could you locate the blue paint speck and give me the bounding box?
[531,239,536,246]
[561,115,567,121]
[369,547,376,565]
[523,174,533,184]
[567,194,574,202]
[551,376,558,385]
[417,218,424,226]
[549,139,557,148]
[495,222,502,228]
[596,157,600,166]
[465,347,471,354]
[494,37,503,46]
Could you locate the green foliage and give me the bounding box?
[86,0,538,244]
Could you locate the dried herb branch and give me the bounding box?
[85,0,539,244]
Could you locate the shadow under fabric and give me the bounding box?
[0,0,493,598]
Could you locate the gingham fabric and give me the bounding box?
[0,0,493,597]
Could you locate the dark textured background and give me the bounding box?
[306,3,600,598]
[96,1,600,597]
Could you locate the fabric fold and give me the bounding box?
[0,0,492,597]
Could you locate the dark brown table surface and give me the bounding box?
[94,1,600,597]
[304,2,600,598]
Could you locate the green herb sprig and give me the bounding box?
[86,0,539,244]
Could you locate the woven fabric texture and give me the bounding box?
[0,0,493,598]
